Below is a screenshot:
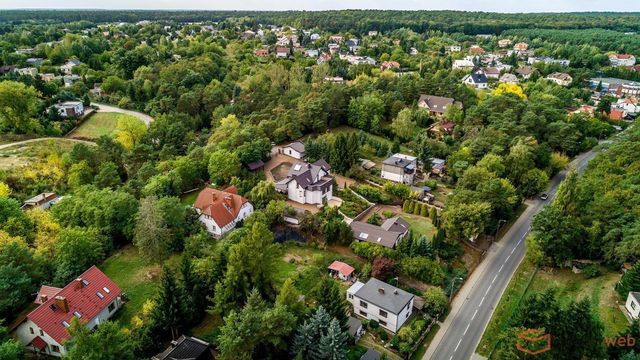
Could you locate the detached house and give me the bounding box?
[276,47,290,58]
[350,216,410,249]
[21,192,61,210]
[546,72,572,86]
[626,292,640,320]
[54,101,84,118]
[16,266,123,357]
[282,141,306,159]
[60,59,80,75]
[193,186,253,238]
[515,66,537,80]
[513,42,529,51]
[417,95,462,117]
[498,39,512,48]
[275,159,333,205]
[381,153,417,184]
[462,69,489,89]
[347,278,414,333]
[499,73,519,84]
[609,54,636,67]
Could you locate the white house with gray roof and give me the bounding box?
[282,141,305,159]
[381,153,417,184]
[347,278,414,333]
[350,216,410,249]
[626,292,640,320]
[275,159,333,205]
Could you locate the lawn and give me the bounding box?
[180,188,202,205]
[477,259,628,356]
[69,112,142,139]
[0,138,81,170]
[100,245,180,326]
[401,213,437,239]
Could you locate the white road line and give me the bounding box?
[455,339,462,352]
[479,296,485,307]
[492,275,497,283]
[449,356,453,360]
[485,285,492,295]
[499,264,504,272]
[510,246,516,254]
[505,255,511,262]
[472,309,478,320]
[464,323,470,335]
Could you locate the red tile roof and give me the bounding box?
[27,266,122,344]
[193,186,249,228]
[609,108,625,120]
[34,285,62,305]
[328,261,355,277]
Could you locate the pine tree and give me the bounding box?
[180,255,205,323]
[402,199,410,212]
[618,263,640,297]
[292,306,332,358]
[314,318,348,360]
[314,278,348,329]
[412,235,432,258]
[150,267,187,340]
[420,203,429,217]
[430,207,439,226]
[276,278,307,320]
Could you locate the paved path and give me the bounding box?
[91,103,154,125]
[0,137,95,150]
[423,141,613,360]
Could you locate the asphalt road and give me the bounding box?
[424,144,609,360]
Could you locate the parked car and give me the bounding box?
[539,193,549,200]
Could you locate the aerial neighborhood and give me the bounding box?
[0,8,638,360]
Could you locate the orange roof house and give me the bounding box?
[193,186,254,237]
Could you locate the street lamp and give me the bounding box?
[449,276,464,302]
[493,219,507,243]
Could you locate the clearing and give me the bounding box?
[68,112,143,140]
[0,138,82,170]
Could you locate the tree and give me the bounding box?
[348,93,385,132]
[618,263,640,298]
[442,202,492,241]
[323,218,353,245]
[67,160,94,189]
[133,197,172,263]
[399,256,446,285]
[519,168,549,198]
[150,267,187,340]
[422,287,448,319]
[208,149,241,185]
[292,306,333,359]
[180,255,205,322]
[115,116,147,150]
[0,182,10,197]
[276,278,308,320]
[54,227,106,285]
[0,241,40,319]
[0,80,40,134]
[314,318,349,360]
[493,83,527,99]
[314,277,348,328]
[391,108,416,141]
[94,162,122,189]
[0,325,21,360]
[66,319,135,360]
[371,257,396,279]
[248,180,278,209]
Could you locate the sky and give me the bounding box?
[3,0,640,12]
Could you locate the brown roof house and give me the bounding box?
[350,216,410,249]
[193,186,254,238]
[328,261,356,281]
[428,120,456,138]
[417,95,462,116]
[515,66,537,80]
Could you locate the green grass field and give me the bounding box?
[100,245,180,326]
[0,138,82,170]
[401,213,437,239]
[69,112,142,139]
[477,258,627,357]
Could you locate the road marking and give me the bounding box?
[472,309,478,320]
[510,246,516,255]
[449,356,453,360]
[464,323,470,335]
[455,339,462,352]
[499,264,504,272]
[492,275,497,283]
[485,285,492,295]
[479,296,485,307]
[505,255,511,262]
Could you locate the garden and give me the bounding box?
[68,112,143,140]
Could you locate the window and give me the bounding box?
[102,287,111,294]
[379,320,387,327]
[632,301,637,310]
[96,291,104,299]
[29,327,34,334]
[108,302,115,313]
[348,294,353,299]
[62,321,70,328]
[359,310,367,317]
[39,329,44,336]
[359,301,368,309]
[81,279,90,286]
[379,309,388,318]
[51,345,60,353]
[73,311,82,318]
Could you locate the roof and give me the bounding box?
[246,160,264,171]
[417,95,461,113]
[284,140,305,154]
[23,192,58,206]
[286,160,332,191]
[27,266,122,344]
[360,348,381,360]
[34,285,62,305]
[483,67,500,75]
[30,336,47,350]
[193,187,249,228]
[350,221,405,248]
[354,278,414,314]
[328,261,355,277]
[153,335,213,360]
[465,70,488,84]
[611,54,634,59]
[516,66,536,75]
[347,316,363,337]
[547,72,572,81]
[382,153,416,168]
[381,216,410,233]
[630,292,640,303]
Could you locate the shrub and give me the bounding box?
[382,210,396,218]
[405,200,415,213]
[424,179,438,189]
[399,256,446,285]
[369,320,379,329]
[367,213,383,226]
[582,264,601,279]
[351,184,392,204]
[378,328,389,341]
[383,182,413,199]
[413,201,422,215]
[350,241,396,260]
[420,203,429,217]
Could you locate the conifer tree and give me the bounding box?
[618,263,640,297]
[151,266,187,340]
[315,277,348,328]
[314,318,348,360]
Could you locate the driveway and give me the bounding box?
[91,103,154,126]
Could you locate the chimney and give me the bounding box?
[211,192,217,202]
[54,296,69,313]
[40,294,48,303]
[393,289,398,295]
[74,278,83,290]
[224,196,233,208]
[378,288,385,294]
